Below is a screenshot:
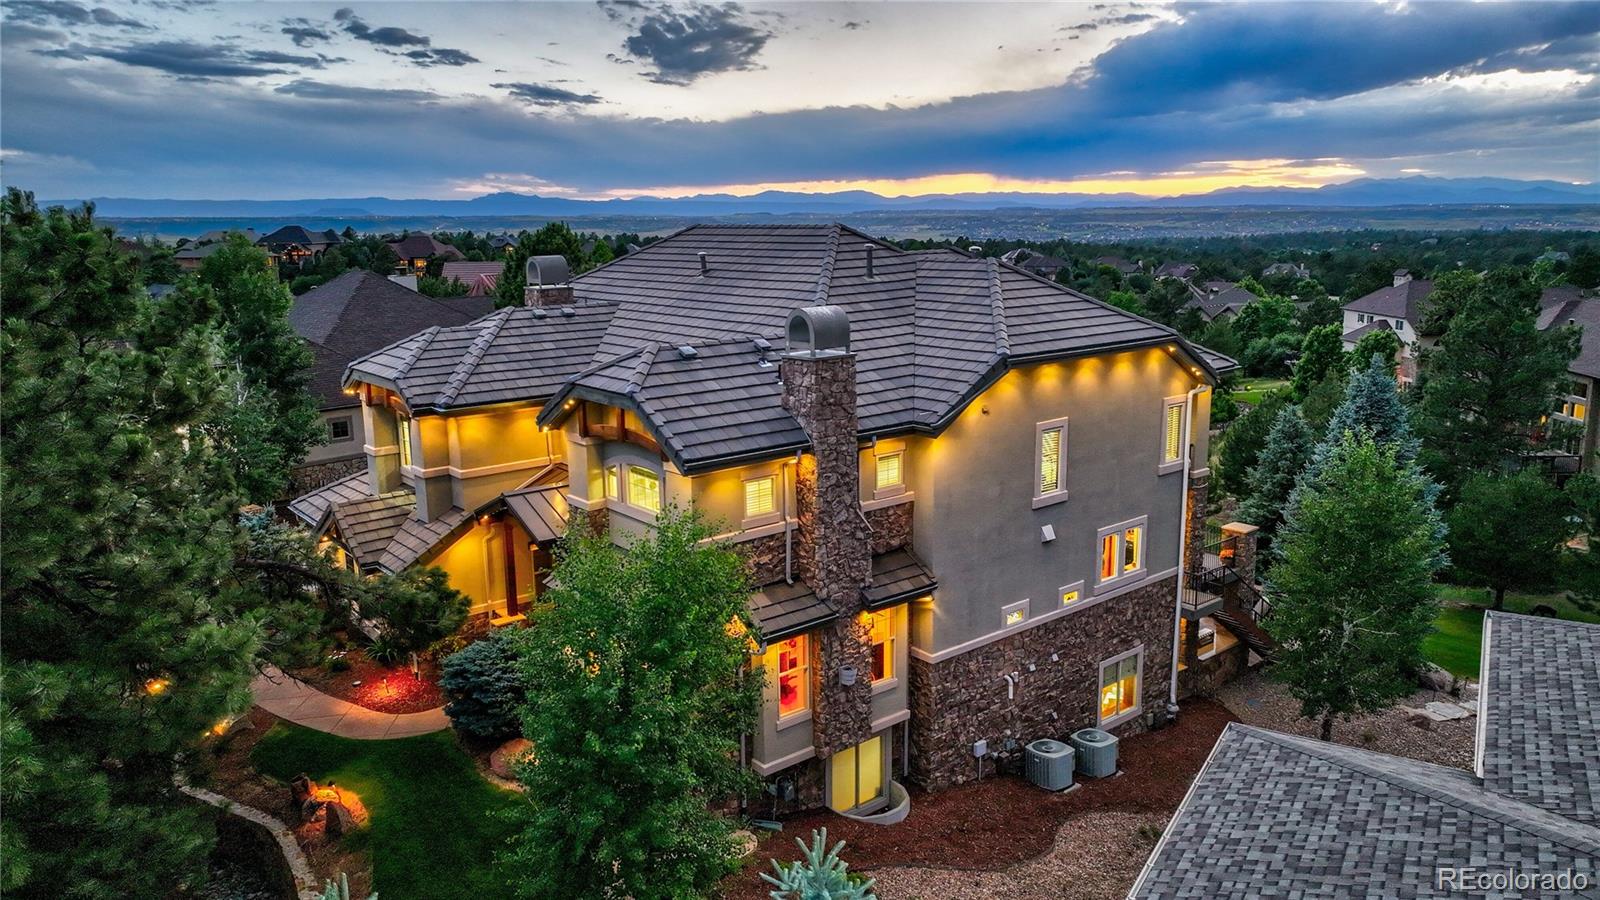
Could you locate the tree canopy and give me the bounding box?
[1447,471,1572,610]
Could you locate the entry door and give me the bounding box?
[483,528,506,611]
[829,735,884,813]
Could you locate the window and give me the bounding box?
[395,413,412,470]
[1161,399,1184,467]
[328,416,353,442]
[1034,416,1069,506]
[743,475,777,519]
[1001,599,1029,628]
[865,611,894,682]
[771,636,808,719]
[603,465,620,501]
[1060,581,1083,608]
[627,465,661,513]
[875,451,904,493]
[829,736,884,813]
[1099,651,1141,725]
[1098,518,1147,584]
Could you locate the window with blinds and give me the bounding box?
[1039,427,1062,494]
[627,465,661,513]
[1163,401,1184,463]
[875,451,903,491]
[743,475,776,518]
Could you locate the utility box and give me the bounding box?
[1024,739,1075,791]
[1071,728,1119,778]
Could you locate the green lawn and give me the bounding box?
[1423,585,1600,678]
[253,725,521,899]
[1231,377,1289,407]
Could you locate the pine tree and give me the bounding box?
[1267,433,1446,740]
[1447,471,1572,610]
[1239,407,1316,549]
[1216,390,1290,499]
[501,509,760,899]
[1415,267,1580,493]
[1288,352,1425,523]
[763,829,877,900]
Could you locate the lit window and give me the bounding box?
[1100,533,1118,581]
[875,452,904,493]
[1099,653,1140,724]
[744,476,777,519]
[1002,600,1029,628]
[1061,586,1080,607]
[772,636,808,718]
[865,611,893,682]
[1162,401,1184,464]
[1577,403,1588,420]
[1123,526,1142,574]
[396,413,412,470]
[604,466,620,501]
[627,466,661,513]
[1035,417,1068,503]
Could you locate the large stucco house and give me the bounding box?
[291,224,1246,814]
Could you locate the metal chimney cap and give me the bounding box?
[525,254,570,286]
[786,305,851,357]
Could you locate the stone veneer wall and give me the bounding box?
[906,575,1177,790]
[1178,642,1248,699]
[287,455,365,498]
[865,500,913,555]
[1183,471,1209,576]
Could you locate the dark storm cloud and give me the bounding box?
[5,0,148,29]
[493,82,604,107]
[280,19,330,47]
[609,1,773,85]
[274,79,440,103]
[332,7,478,67]
[67,39,315,77]
[90,7,148,29]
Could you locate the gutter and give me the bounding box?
[1169,383,1209,711]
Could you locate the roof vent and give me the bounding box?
[560,306,575,317]
[864,244,875,279]
[968,245,982,255]
[785,305,851,358]
[677,345,699,360]
[525,254,570,287]
[698,251,709,276]
[752,337,773,353]
[531,308,547,319]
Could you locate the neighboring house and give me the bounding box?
[1131,612,1600,897]
[389,233,465,275]
[1093,255,1141,275]
[1184,281,1261,322]
[173,228,262,271]
[439,261,505,296]
[1339,270,1434,384]
[286,270,493,492]
[999,248,1069,279]
[295,224,1240,815]
[1537,288,1600,470]
[490,234,517,254]
[1153,261,1199,281]
[259,225,343,267]
[1261,261,1309,280]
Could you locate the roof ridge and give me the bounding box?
[391,325,441,378]
[987,257,1010,356]
[627,342,658,394]
[810,223,841,306]
[437,308,511,407]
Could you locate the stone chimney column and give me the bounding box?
[780,306,873,758]
[1221,521,1259,585]
[522,254,574,306]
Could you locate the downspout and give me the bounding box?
[783,450,800,584]
[1168,383,1208,713]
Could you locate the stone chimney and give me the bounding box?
[780,305,874,757]
[523,254,574,306]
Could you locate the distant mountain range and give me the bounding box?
[48,176,1599,219]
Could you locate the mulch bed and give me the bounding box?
[201,707,373,899]
[289,648,445,714]
[718,698,1238,899]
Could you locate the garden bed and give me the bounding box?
[289,648,445,714]
[719,699,1238,899]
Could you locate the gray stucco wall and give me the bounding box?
[302,407,365,466]
[909,349,1207,655]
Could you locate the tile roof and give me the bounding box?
[289,270,492,409]
[1479,611,1600,827]
[1341,278,1435,324]
[345,224,1236,472]
[864,548,936,607]
[1131,724,1600,898]
[327,491,416,568]
[440,261,504,296]
[288,470,370,526]
[750,548,936,640]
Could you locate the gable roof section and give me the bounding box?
[1479,611,1600,827]
[1131,724,1600,898]
[260,225,338,247]
[1186,284,1261,317]
[289,470,370,526]
[1342,318,1394,343]
[327,491,416,568]
[390,233,462,260]
[1536,291,1600,380]
[289,270,492,409]
[1342,278,1435,324]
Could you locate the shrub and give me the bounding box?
[367,635,405,666]
[762,828,876,900]
[440,630,525,741]
[364,567,469,654]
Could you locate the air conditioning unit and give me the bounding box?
[1024,738,1075,791]
[1071,728,1119,778]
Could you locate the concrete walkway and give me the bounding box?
[252,666,450,740]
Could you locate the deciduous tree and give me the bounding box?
[1446,470,1572,610]
[1291,324,1344,400]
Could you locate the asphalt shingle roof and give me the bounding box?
[1479,611,1600,827]
[1342,279,1435,325]
[345,224,1236,472]
[289,270,492,409]
[1536,292,1600,380]
[1131,724,1600,899]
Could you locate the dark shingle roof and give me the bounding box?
[390,233,462,260]
[259,225,339,247]
[1341,318,1394,343]
[749,580,836,642]
[1342,279,1435,324]
[1536,292,1600,380]
[288,470,370,526]
[1131,724,1600,898]
[1479,612,1600,827]
[864,549,936,607]
[1185,285,1260,318]
[289,270,492,409]
[347,225,1234,472]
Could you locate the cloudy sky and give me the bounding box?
[2,0,1596,200]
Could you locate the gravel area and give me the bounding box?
[869,810,1167,900]
[1214,668,1477,771]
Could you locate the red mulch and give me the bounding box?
[289,648,445,714]
[718,698,1238,899]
